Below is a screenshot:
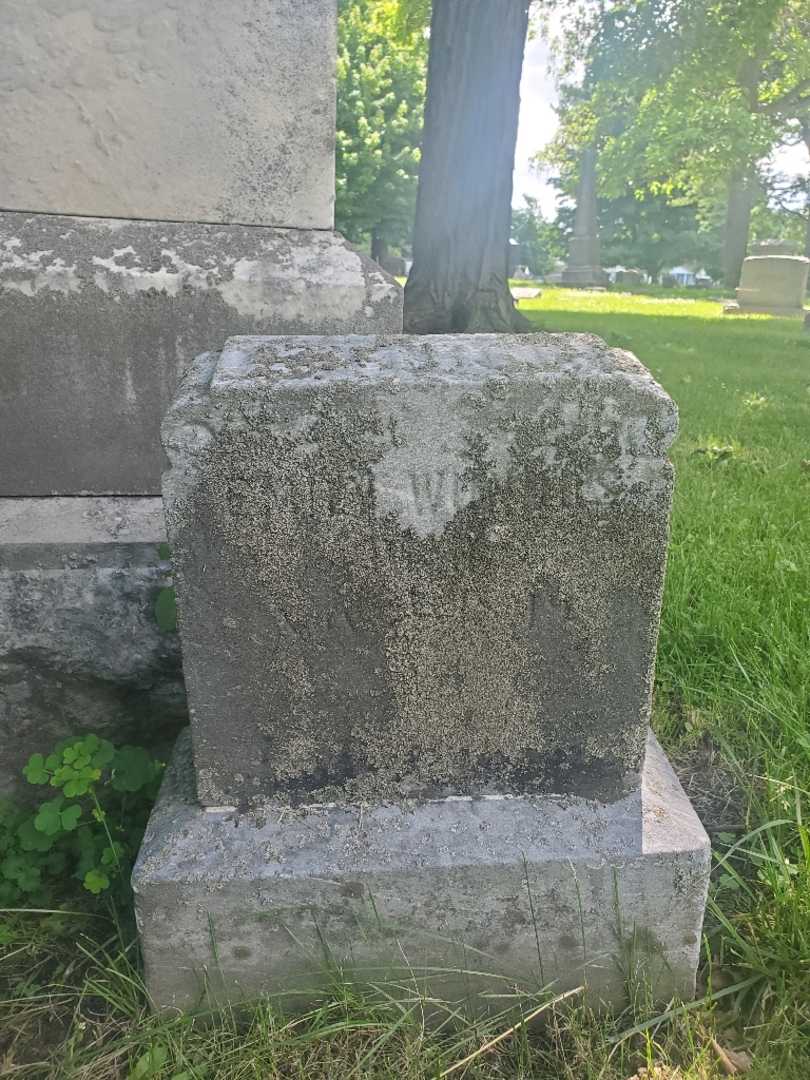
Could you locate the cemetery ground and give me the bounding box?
[1,290,809,1077]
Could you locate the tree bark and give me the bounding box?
[804,128,810,261]
[723,175,755,289]
[404,0,531,333]
[371,229,390,266]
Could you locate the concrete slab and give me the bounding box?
[0,0,336,228]
[0,213,402,495]
[133,729,710,1012]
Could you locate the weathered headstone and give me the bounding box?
[614,269,644,287]
[0,0,402,794]
[750,240,798,257]
[133,333,710,1011]
[561,148,609,288]
[724,256,809,317]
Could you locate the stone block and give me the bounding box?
[0,0,336,228]
[132,729,710,1012]
[724,255,809,316]
[0,213,402,496]
[0,497,185,799]
[162,334,678,808]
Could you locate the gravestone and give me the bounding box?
[561,148,609,288]
[0,0,402,796]
[751,240,798,257]
[614,269,644,287]
[724,256,809,317]
[133,333,710,1011]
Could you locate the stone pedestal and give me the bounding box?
[723,255,809,316]
[133,333,709,1010]
[134,730,709,1011]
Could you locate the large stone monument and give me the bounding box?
[561,148,609,288]
[0,0,401,795]
[133,333,709,1011]
[724,256,809,317]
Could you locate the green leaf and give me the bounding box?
[112,746,160,793]
[18,817,56,852]
[158,542,172,561]
[129,1044,168,1078]
[60,804,82,831]
[101,842,125,867]
[83,868,111,895]
[1,854,41,892]
[34,798,65,836]
[91,739,116,769]
[154,586,178,632]
[23,753,49,785]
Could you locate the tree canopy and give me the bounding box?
[547,0,810,200]
[543,0,810,282]
[335,0,427,256]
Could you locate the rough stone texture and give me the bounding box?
[724,255,809,316]
[0,0,336,228]
[0,213,402,496]
[133,729,710,1012]
[561,148,609,289]
[0,497,186,800]
[163,334,678,808]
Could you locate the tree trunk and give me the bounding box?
[404,0,531,333]
[371,230,390,266]
[722,175,755,289]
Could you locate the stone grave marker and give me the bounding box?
[724,256,809,317]
[133,333,710,1011]
[561,148,609,288]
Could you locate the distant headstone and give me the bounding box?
[561,148,609,288]
[380,253,408,278]
[724,256,809,317]
[751,240,799,257]
[614,269,644,286]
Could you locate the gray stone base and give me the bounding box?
[723,301,806,317]
[560,267,609,288]
[0,497,186,800]
[0,211,403,495]
[133,731,709,1013]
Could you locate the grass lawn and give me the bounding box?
[2,288,810,1077]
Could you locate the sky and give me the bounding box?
[513,34,810,219]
